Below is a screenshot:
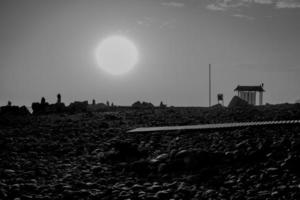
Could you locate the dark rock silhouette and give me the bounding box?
[52,102,66,113]
[132,101,154,109]
[210,103,224,109]
[0,105,30,116]
[228,96,250,108]
[68,101,88,114]
[32,97,49,115]
[87,102,108,112]
[32,96,66,115]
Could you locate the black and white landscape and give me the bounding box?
[1,0,300,199]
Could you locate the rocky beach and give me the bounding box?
[1,104,300,199]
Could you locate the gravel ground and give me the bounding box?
[1,105,300,199]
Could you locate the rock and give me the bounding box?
[147,183,162,192]
[111,141,148,162]
[68,101,88,114]
[176,150,224,171]
[175,150,189,160]
[266,167,279,173]
[176,182,192,198]
[98,122,109,129]
[20,194,34,200]
[158,163,167,173]
[271,191,279,197]
[118,190,130,198]
[163,181,177,190]
[228,96,250,108]
[145,195,159,200]
[235,139,249,148]
[3,169,16,177]
[129,159,150,176]
[0,105,30,116]
[286,155,300,174]
[257,190,270,197]
[277,185,287,190]
[0,188,7,199]
[185,167,220,184]
[21,183,38,193]
[150,153,168,163]
[132,184,144,191]
[154,190,170,199]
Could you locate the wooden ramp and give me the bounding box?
[127,120,300,133]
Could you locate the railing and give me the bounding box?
[128,120,300,133]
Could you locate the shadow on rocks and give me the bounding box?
[103,141,148,163]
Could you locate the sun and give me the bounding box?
[95,35,139,75]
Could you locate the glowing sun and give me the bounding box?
[95,35,139,75]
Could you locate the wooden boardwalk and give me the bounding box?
[128,120,300,133]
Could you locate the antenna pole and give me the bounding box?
[209,64,211,107]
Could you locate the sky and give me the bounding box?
[0,0,300,107]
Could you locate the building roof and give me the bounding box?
[234,85,265,92]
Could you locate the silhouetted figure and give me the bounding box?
[41,97,46,105]
[53,93,66,113]
[57,94,61,104]
[32,97,49,115]
[106,101,110,107]
[7,101,12,106]
[160,101,167,108]
[92,99,96,105]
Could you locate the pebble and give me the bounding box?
[154,190,170,199]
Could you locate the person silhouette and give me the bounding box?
[57,94,61,104]
[41,97,46,105]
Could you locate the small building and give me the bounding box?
[234,84,265,105]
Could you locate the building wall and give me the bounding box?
[238,91,257,105]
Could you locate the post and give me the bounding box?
[209,64,211,107]
[259,92,263,105]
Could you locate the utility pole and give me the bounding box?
[209,64,211,107]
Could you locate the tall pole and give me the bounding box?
[209,64,211,107]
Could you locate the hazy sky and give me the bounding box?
[1,0,300,107]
